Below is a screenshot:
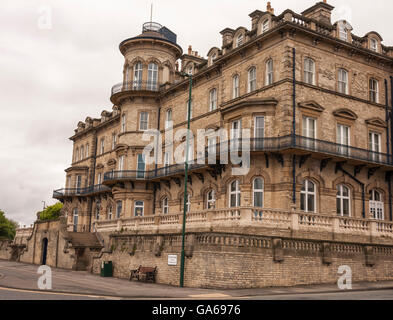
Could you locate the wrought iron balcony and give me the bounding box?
[103,162,207,183]
[111,81,161,96]
[53,184,111,199]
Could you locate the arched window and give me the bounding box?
[253,178,264,208]
[304,58,315,85]
[116,201,122,219]
[86,144,89,158]
[75,148,79,162]
[369,78,379,103]
[182,194,191,213]
[165,109,172,129]
[72,208,78,232]
[133,62,143,89]
[162,197,169,214]
[370,38,378,52]
[265,59,274,85]
[209,88,217,111]
[236,34,244,47]
[370,189,384,220]
[147,62,158,90]
[248,67,256,93]
[337,184,350,216]
[262,20,269,33]
[229,180,241,207]
[338,69,348,94]
[206,190,216,209]
[300,180,316,213]
[233,75,240,98]
[339,24,348,41]
[107,205,113,220]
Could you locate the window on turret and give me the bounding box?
[147,63,158,90]
[139,112,149,131]
[133,62,143,89]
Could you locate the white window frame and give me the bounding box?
[97,172,102,185]
[209,88,217,111]
[206,190,216,210]
[300,180,316,213]
[262,19,269,33]
[248,67,256,93]
[137,154,145,179]
[236,34,244,47]
[100,138,105,155]
[165,109,173,129]
[72,208,78,232]
[162,197,169,214]
[233,75,240,99]
[338,69,348,94]
[370,38,378,52]
[229,180,241,208]
[80,146,84,160]
[231,120,242,150]
[112,133,117,150]
[139,112,149,131]
[337,184,351,217]
[265,59,274,86]
[107,205,113,220]
[118,155,124,171]
[369,78,379,103]
[133,62,143,89]
[369,131,381,162]
[370,190,384,220]
[304,58,315,85]
[147,62,158,90]
[252,178,264,208]
[134,201,144,217]
[339,25,348,41]
[183,194,191,213]
[337,124,350,155]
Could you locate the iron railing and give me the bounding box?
[111,81,162,96]
[53,184,110,199]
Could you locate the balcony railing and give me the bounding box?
[101,135,392,184]
[111,81,162,96]
[53,184,111,199]
[103,162,207,182]
[94,207,393,239]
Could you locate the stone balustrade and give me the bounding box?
[95,207,393,239]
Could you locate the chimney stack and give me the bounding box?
[188,45,192,55]
[267,2,274,14]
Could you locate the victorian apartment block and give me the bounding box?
[4,2,393,288]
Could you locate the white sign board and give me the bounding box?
[168,254,178,266]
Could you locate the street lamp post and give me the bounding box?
[179,72,192,288]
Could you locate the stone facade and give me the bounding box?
[25,1,393,288]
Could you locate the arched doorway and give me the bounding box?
[42,238,48,265]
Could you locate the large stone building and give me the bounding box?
[3,1,393,288]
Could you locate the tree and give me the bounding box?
[0,210,18,240]
[39,202,63,221]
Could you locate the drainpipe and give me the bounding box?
[385,79,392,221]
[292,47,296,204]
[337,164,365,218]
[88,131,98,232]
[152,107,161,215]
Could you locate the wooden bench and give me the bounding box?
[130,265,157,283]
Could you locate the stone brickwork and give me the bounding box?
[91,232,393,289]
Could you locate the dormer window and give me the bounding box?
[236,34,244,48]
[370,38,378,52]
[262,20,269,33]
[339,25,348,41]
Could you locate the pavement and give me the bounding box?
[1,259,393,300]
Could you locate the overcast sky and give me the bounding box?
[1,0,392,227]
